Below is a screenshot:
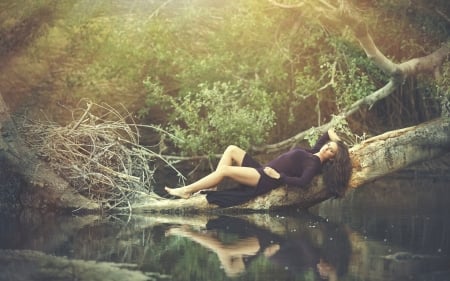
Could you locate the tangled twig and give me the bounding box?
[22,100,184,211]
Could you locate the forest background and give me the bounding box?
[1,0,448,157]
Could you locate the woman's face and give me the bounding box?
[320,141,338,160]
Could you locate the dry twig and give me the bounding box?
[22,100,184,211]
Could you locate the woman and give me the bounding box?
[165,128,352,207]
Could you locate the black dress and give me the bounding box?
[204,132,331,207]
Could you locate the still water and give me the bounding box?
[0,175,449,281]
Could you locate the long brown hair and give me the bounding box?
[322,141,352,198]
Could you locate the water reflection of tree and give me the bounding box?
[165,214,352,280]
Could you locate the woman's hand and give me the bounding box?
[327,127,342,142]
[263,167,280,179]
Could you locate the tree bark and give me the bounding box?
[129,117,450,213]
[348,118,450,188]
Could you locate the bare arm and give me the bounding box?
[327,128,342,142]
[263,167,280,179]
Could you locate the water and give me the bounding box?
[0,176,449,281]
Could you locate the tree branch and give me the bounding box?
[253,1,450,154]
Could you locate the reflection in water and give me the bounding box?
[166,225,261,278]
[165,215,351,280]
[0,209,449,281]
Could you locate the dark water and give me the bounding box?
[0,175,449,281]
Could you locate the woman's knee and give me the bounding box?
[216,165,236,178]
[225,145,245,161]
[225,145,240,154]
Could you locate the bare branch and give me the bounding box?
[23,101,183,211]
[267,0,339,12]
[318,61,337,91]
[69,101,92,133]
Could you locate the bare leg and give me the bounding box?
[201,145,246,193]
[216,145,246,170]
[165,145,251,199]
[165,165,260,199]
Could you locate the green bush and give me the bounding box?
[145,79,275,155]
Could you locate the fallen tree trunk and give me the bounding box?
[129,117,450,213]
[348,119,450,188]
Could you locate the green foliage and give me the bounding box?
[414,59,450,118]
[334,58,376,109]
[2,0,448,154]
[324,37,386,110]
[165,1,288,94]
[375,0,449,44]
[64,15,176,100]
[304,128,322,148]
[147,80,275,155]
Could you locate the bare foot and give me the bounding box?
[165,186,190,199]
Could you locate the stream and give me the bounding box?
[0,173,449,281]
